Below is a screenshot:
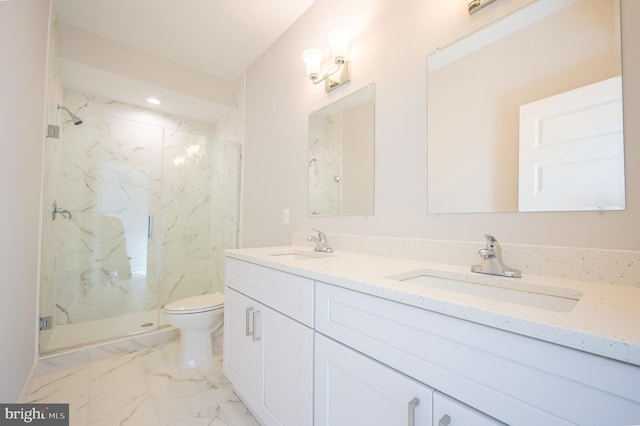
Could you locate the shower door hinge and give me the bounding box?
[39,316,54,331]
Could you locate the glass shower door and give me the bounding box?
[39,108,163,353]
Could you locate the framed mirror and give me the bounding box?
[308,84,375,216]
[427,0,624,213]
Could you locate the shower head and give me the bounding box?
[57,104,83,126]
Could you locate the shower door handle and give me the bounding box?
[52,201,72,220]
[147,215,153,240]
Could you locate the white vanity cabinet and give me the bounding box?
[315,281,640,426]
[223,258,314,426]
[222,255,640,426]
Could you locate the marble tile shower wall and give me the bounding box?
[48,92,240,327]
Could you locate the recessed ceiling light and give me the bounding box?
[146,97,161,105]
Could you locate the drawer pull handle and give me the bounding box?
[252,311,262,342]
[245,307,254,337]
[439,414,451,426]
[408,397,420,426]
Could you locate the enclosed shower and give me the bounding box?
[39,91,241,354]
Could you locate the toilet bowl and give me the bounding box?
[164,292,224,370]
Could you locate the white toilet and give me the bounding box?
[164,292,225,370]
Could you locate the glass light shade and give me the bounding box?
[328,28,350,62]
[302,48,323,78]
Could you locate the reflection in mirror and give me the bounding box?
[427,0,624,213]
[308,84,375,216]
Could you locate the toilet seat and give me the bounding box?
[164,293,224,314]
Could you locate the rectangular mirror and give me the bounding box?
[427,0,624,213]
[308,84,375,216]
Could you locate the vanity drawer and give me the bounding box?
[315,282,640,426]
[225,257,314,327]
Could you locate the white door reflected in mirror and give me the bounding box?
[427,0,624,214]
[518,76,624,212]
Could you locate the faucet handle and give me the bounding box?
[479,235,501,259]
[484,234,501,251]
[478,248,494,259]
[484,234,505,260]
[312,228,327,242]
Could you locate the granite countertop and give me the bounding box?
[225,246,640,367]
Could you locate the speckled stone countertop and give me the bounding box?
[225,246,640,367]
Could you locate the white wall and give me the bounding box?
[342,101,375,215]
[0,0,50,401]
[242,0,640,250]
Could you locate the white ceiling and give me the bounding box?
[55,0,316,81]
[54,0,317,122]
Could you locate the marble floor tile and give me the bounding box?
[25,341,258,426]
[25,364,91,426]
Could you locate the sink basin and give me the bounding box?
[269,250,334,261]
[388,270,582,312]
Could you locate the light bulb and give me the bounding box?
[328,29,350,64]
[302,48,323,80]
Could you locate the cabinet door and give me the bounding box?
[224,287,314,426]
[433,391,505,426]
[315,333,433,426]
[223,288,261,402]
[259,305,314,426]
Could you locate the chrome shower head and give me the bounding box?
[57,104,83,126]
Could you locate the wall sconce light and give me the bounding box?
[302,28,352,93]
[468,0,497,14]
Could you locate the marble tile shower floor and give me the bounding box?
[25,341,259,426]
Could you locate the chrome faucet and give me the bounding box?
[471,235,521,278]
[306,228,333,253]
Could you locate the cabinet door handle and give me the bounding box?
[407,397,420,426]
[438,414,451,426]
[245,307,254,337]
[252,311,261,342]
